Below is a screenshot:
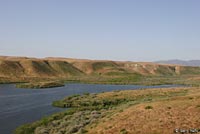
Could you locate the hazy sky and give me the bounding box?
[0,0,200,61]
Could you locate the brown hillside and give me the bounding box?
[1,56,200,82]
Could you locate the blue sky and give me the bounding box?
[0,0,200,61]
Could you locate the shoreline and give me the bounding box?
[14,86,196,134]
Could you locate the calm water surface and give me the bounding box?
[0,83,182,134]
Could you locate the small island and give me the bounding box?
[16,81,65,89]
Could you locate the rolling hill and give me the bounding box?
[1,56,200,83]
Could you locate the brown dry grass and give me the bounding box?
[1,56,200,86]
[0,56,185,77]
[87,87,200,134]
[15,87,200,134]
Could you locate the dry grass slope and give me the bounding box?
[15,87,200,134]
[1,56,200,86]
[88,88,200,134]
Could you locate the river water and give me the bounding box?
[0,84,181,134]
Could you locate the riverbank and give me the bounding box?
[2,83,172,134]
[2,74,200,89]
[16,81,65,89]
[1,56,200,88]
[15,86,200,134]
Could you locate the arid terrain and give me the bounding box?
[15,87,200,134]
[1,56,200,87]
[1,56,200,134]
[87,87,200,134]
[1,0,199,134]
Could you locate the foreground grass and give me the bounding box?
[88,88,200,134]
[15,86,200,134]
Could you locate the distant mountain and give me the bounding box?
[156,60,200,67]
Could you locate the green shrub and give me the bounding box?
[145,105,153,109]
[15,109,76,134]
[52,100,67,108]
[120,128,128,134]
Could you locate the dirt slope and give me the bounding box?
[1,56,200,82]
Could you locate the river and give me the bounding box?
[0,84,181,134]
